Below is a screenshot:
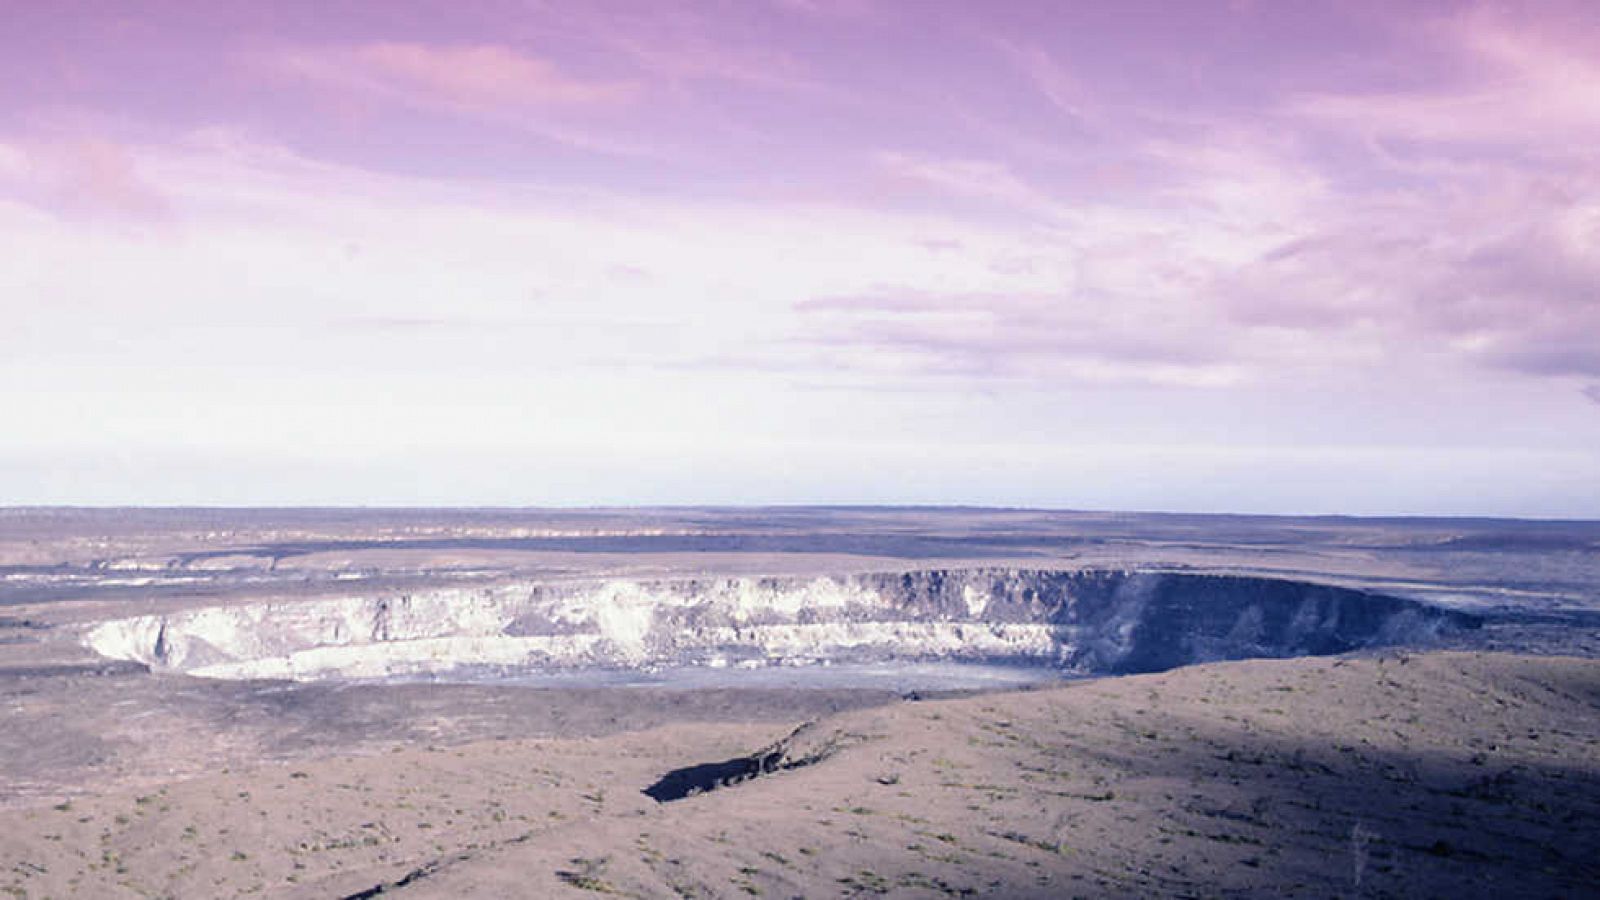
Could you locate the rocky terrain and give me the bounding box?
[1,652,1595,898]
[0,508,1596,897]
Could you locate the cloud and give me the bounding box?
[1292,10,1600,151]
[277,42,636,114]
[0,137,169,221]
[263,41,664,158]
[351,43,635,108]
[990,39,1090,123]
[793,289,1239,387]
[521,2,818,92]
[1206,163,1600,376]
[1583,384,1600,406]
[808,110,1600,391]
[874,151,1061,217]
[1492,344,1600,378]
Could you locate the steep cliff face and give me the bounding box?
[83,569,1477,681]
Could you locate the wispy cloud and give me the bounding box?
[1292,9,1600,150]
[262,41,663,158]
[990,38,1091,123]
[793,289,1240,387]
[0,137,170,221]
[5,0,1600,510]
[277,42,636,112]
[523,1,820,93]
[1207,161,1600,373]
[874,151,1063,218]
[353,43,635,108]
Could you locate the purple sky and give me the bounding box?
[2,1,1598,514]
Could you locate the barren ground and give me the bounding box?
[2,652,1596,898]
[1,509,1596,898]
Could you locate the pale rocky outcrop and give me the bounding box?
[83,569,1477,682]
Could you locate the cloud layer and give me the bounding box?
[1,0,1597,512]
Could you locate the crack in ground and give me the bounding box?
[337,829,543,898]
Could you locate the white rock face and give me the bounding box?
[82,570,1473,682]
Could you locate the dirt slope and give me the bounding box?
[395,651,1600,899]
[3,652,1597,898]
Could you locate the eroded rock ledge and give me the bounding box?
[83,569,1478,681]
[643,720,867,802]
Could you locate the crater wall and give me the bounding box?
[83,569,1478,681]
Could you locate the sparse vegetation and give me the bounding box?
[557,857,622,894]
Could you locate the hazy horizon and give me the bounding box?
[4,1,1598,515]
[5,502,1598,525]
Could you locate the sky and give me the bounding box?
[1,0,1598,515]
